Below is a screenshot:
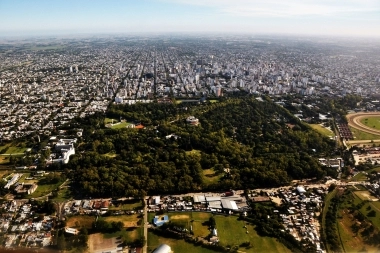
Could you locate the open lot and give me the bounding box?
[66,215,95,229]
[88,233,121,253]
[103,214,141,227]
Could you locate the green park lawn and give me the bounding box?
[110,122,130,129]
[214,215,291,253]
[28,180,63,198]
[352,192,380,231]
[0,143,28,155]
[350,126,380,140]
[360,116,380,130]
[51,187,72,202]
[350,172,368,182]
[149,212,290,253]
[309,124,334,137]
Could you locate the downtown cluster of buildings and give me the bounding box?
[1,36,379,141]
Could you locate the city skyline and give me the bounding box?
[1,0,380,38]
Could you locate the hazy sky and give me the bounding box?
[1,0,379,37]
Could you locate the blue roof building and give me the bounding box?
[153,215,169,227]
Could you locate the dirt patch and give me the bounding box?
[104,215,139,227]
[170,214,190,220]
[87,233,119,253]
[66,215,95,229]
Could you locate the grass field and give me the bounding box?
[149,212,212,237]
[350,126,380,140]
[148,212,290,253]
[185,149,201,157]
[103,214,141,227]
[148,231,216,253]
[191,212,213,237]
[309,124,334,137]
[352,192,380,231]
[104,118,115,124]
[110,122,130,129]
[66,215,95,229]
[360,116,380,130]
[354,191,378,201]
[51,187,72,202]
[336,190,380,252]
[337,205,379,253]
[28,181,62,198]
[0,146,28,155]
[350,172,368,181]
[214,215,291,253]
[103,226,143,242]
[202,169,222,185]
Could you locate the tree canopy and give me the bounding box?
[68,97,335,197]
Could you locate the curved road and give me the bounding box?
[347,112,380,136]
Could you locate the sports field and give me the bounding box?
[349,126,380,140]
[360,116,380,130]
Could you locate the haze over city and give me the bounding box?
[1,0,380,37]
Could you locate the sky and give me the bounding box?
[0,0,379,37]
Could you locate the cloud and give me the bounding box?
[163,0,380,18]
